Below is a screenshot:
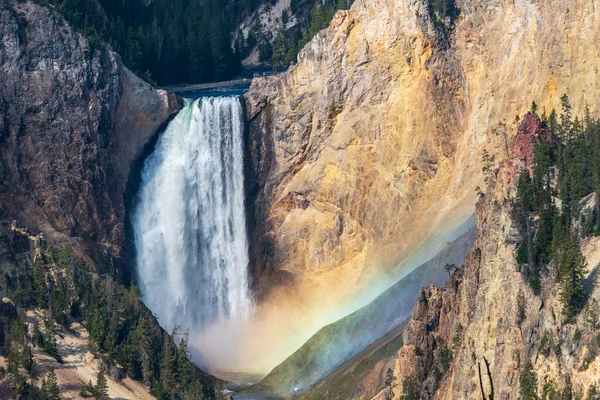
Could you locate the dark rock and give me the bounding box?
[0,0,180,255]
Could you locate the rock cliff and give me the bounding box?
[0,0,180,255]
[0,1,220,397]
[243,0,600,366]
[387,113,600,399]
[249,227,475,394]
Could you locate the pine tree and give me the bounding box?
[33,261,48,308]
[587,383,600,400]
[176,329,193,391]
[183,381,206,400]
[534,206,554,265]
[23,344,34,374]
[384,368,396,400]
[89,300,107,351]
[33,321,44,347]
[517,170,534,212]
[94,370,109,400]
[46,368,60,400]
[558,234,587,319]
[160,335,176,398]
[519,362,539,400]
[584,298,600,331]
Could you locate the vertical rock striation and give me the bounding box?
[243,0,600,356]
[0,0,180,255]
[390,113,600,399]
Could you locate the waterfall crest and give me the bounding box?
[132,96,252,333]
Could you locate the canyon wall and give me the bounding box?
[388,114,600,399]
[242,0,600,368]
[0,0,180,256]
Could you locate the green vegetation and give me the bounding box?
[428,0,460,23]
[587,383,600,400]
[264,0,351,70]
[93,370,109,400]
[541,379,561,400]
[517,289,527,325]
[513,95,600,320]
[32,0,461,85]
[426,0,460,38]
[582,333,600,370]
[41,369,61,400]
[519,362,538,400]
[1,230,219,399]
[585,298,600,331]
[35,0,256,85]
[538,331,554,358]
[384,368,396,400]
[400,373,421,400]
[32,0,357,85]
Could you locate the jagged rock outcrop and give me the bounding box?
[0,0,180,254]
[389,114,600,399]
[243,0,600,363]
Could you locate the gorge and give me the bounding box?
[3,0,600,399]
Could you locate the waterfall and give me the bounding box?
[132,96,252,334]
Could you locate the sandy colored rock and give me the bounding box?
[242,0,600,370]
[389,116,600,399]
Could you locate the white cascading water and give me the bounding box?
[132,96,252,335]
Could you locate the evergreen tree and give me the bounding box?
[517,170,534,212]
[558,234,587,319]
[176,329,193,391]
[94,370,109,400]
[88,300,107,351]
[183,381,206,400]
[519,362,539,400]
[46,368,60,400]
[531,101,538,115]
[160,335,176,398]
[33,261,48,308]
[384,368,396,400]
[587,383,600,400]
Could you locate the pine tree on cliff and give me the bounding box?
[33,261,48,308]
[519,362,538,400]
[558,234,587,320]
[183,381,206,400]
[94,370,109,400]
[160,334,176,398]
[44,368,60,400]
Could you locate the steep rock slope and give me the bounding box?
[242,0,600,365]
[299,323,405,400]
[0,0,212,397]
[249,228,475,394]
[0,0,180,255]
[389,114,600,399]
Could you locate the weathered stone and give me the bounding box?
[0,0,180,256]
[243,0,600,363]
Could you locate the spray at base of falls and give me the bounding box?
[132,97,253,354]
[130,97,475,376]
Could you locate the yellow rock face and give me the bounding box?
[239,0,600,372]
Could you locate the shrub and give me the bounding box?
[539,331,554,358]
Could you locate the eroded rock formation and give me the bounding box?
[389,113,600,399]
[243,0,600,358]
[0,0,180,255]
